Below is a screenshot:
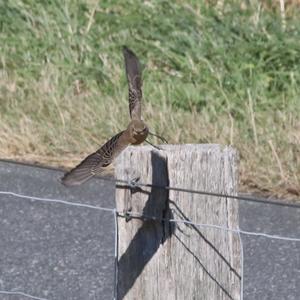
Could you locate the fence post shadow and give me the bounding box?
[115,145,241,300]
[116,150,175,300]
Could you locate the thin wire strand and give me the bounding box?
[2,158,299,208]
[113,209,119,300]
[98,176,300,209]
[0,190,299,300]
[1,190,299,242]
[237,231,244,300]
[0,191,113,212]
[0,290,48,300]
[124,211,300,242]
[170,218,300,242]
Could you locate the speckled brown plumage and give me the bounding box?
[61,47,148,186]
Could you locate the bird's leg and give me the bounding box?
[148,131,168,144]
[145,139,162,150]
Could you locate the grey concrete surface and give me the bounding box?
[0,160,299,300]
[0,161,115,300]
[239,201,300,300]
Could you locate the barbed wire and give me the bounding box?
[95,175,300,209]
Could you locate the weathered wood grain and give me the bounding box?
[115,144,241,300]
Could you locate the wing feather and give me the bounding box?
[61,131,128,186]
[123,46,142,120]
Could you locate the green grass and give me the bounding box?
[0,0,300,199]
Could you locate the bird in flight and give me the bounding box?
[61,46,149,186]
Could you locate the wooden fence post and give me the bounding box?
[115,144,241,300]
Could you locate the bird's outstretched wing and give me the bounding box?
[61,131,128,186]
[123,46,142,120]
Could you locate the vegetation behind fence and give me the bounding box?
[0,1,299,199]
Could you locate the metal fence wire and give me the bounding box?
[0,176,299,300]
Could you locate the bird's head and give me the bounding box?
[128,119,149,139]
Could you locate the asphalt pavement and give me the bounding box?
[0,160,299,300]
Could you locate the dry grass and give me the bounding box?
[0,1,300,200]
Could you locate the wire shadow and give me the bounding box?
[173,234,235,300]
[170,200,240,300]
[116,151,175,299]
[170,200,241,280]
